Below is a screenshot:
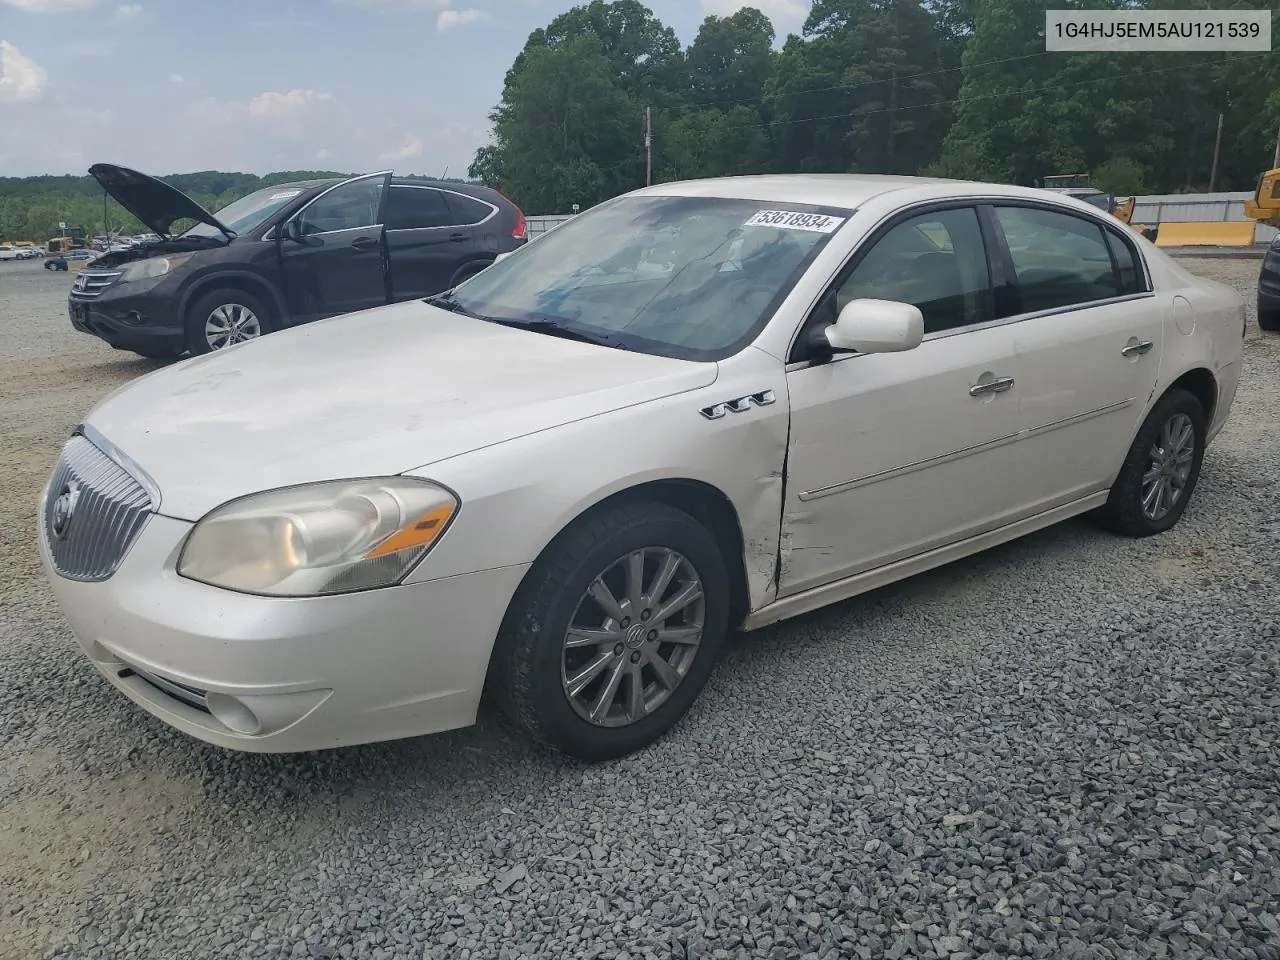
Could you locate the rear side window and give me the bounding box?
[1105,230,1144,295]
[385,187,452,230]
[994,206,1123,312]
[445,192,495,226]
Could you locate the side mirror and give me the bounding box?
[825,298,924,354]
[281,218,303,242]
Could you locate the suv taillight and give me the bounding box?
[496,190,526,239]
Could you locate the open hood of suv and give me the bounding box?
[89,163,233,240]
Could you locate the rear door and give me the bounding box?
[986,202,1164,514]
[279,171,391,324]
[384,185,465,299]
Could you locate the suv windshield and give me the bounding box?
[182,184,310,239]
[448,195,851,361]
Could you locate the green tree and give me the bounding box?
[686,8,776,105]
[468,33,642,212]
[656,106,772,181]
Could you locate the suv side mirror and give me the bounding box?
[825,299,925,354]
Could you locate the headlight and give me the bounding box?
[118,253,193,283]
[177,478,459,597]
[1270,234,1280,252]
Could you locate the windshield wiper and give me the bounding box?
[424,291,488,320]
[488,316,625,350]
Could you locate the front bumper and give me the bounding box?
[1259,251,1280,313]
[68,281,186,355]
[39,512,529,752]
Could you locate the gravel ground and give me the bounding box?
[0,256,1277,960]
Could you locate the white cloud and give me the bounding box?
[437,8,487,31]
[247,88,336,120]
[699,0,809,34]
[115,2,142,20]
[0,41,47,102]
[168,72,184,84]
[0,0,97,11]
[379,135,424,162]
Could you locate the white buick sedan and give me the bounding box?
[39,175,1244,760]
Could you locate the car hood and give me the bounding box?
[89,163,231,240]
[84,300,719,520]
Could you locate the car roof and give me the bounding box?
[629,174,1095,211]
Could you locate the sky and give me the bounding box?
[0,0,811,179]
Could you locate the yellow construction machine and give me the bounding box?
[1243,167,1280,228]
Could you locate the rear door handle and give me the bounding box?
[969,376,1016,397]
[351,236,379,249]
[449,232,467,243]
[1122,338,1154,357]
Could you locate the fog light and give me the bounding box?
[206,693,262,735]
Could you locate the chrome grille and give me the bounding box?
[70,269,122,299]
[42,434,154,581]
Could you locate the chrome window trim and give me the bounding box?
[383,184,499,233]
[783,193,1156,363]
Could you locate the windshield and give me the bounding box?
[182,184,310,238]
[447,195,850,361]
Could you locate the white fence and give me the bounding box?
[531,191,1276,243]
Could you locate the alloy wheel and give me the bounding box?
[1141,412,1195,521]
[560,547,705,728]
[204,303,262,350]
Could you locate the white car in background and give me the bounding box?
[39,175,1244,760]
[0,245,23,261]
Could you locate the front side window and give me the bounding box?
[294,178,385,236]
[447,195,849,361]
[995,206,1122,313]
[835,207,992,334]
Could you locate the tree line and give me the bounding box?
[468,0,1280,214]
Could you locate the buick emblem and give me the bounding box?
[50,482,81,540]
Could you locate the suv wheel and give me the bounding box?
[185,288,275,355]
[1259,297,1280,333]
[491,501,730,761]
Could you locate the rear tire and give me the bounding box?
[1258,298,1280,332]
[490,501,730,761]
[1098,388,1206,538]
[185,288,276,356]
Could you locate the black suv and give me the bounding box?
[1259,233,1280,332]
[69,164,528,358]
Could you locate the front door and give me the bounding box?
[779,206,1026,597]
[279,171,391,325]
[987,203,1165,514]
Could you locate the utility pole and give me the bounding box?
[1208,112,1224,192]
[644,106,652,187]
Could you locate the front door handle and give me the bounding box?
[449,232,467,243]
[1122,338,1155,357]
[969,376,1016,397]
[351,236,379,249]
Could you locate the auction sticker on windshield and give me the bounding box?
[744,210,846,233]
[269,190,303,200]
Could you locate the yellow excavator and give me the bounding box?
[1243,167,1280,228]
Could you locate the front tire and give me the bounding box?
[185,288,275,356]
[491,501,731,761]
[1099,388,1206,537]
